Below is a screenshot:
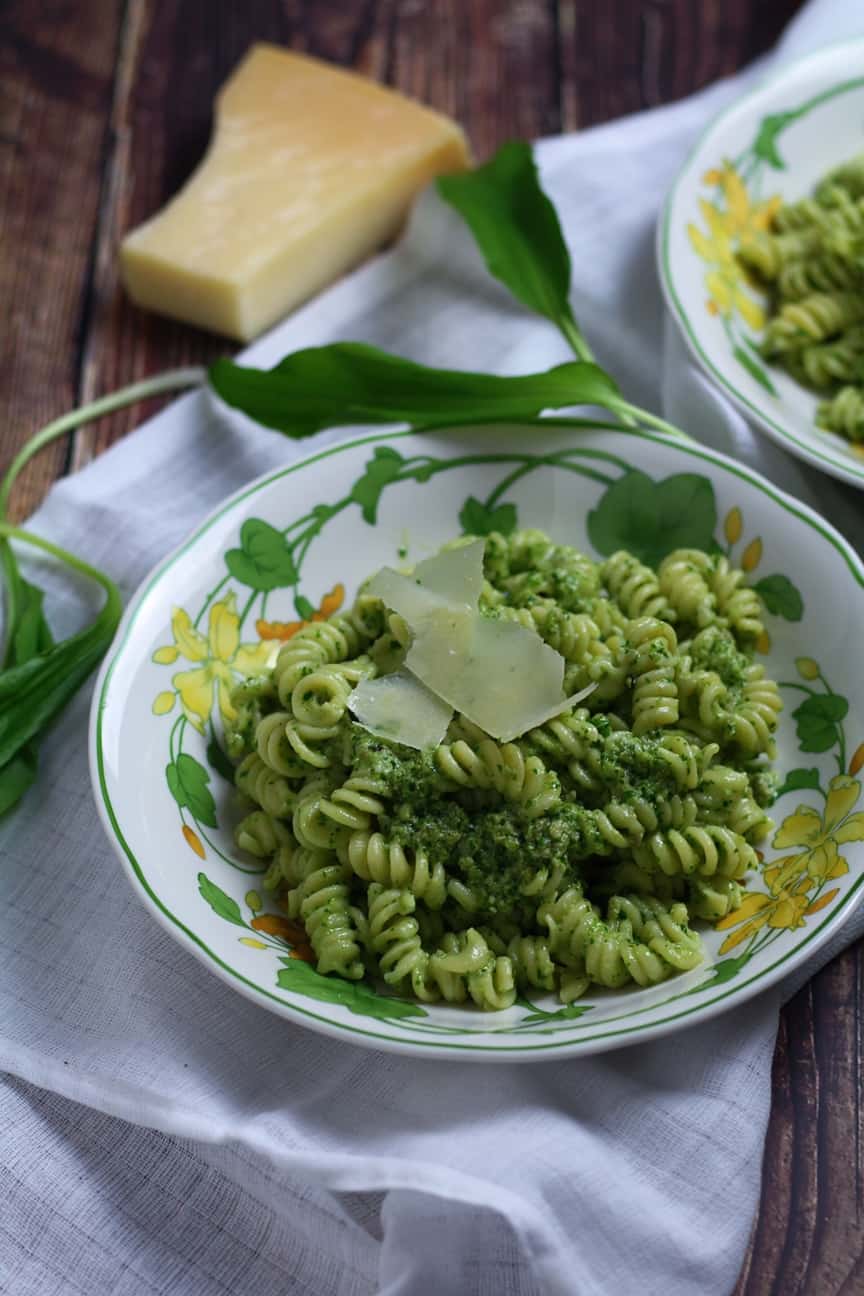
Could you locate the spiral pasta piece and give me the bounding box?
[235,752,298,818]
[234,809,293,858]
[633,824,757,879]
[365,884,433,995]
[709,558,764,643]
[286,847,365,979]
[817,385,864,440]
[627,617,679,734]
[317,775,390,834]
[602,550,676,622]
[658,550,717,628]
[273,617,366,704]
[506,934,557,992]
[340,831,448,909]
[434,737,560,818]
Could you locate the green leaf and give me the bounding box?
[753,573,804,621]
[459,496,518,537]
[587,470,717,567]
[518,1003,592,1023]
[209,344,619,437]
[777,767,822,798]
[0,743,38,816]
[734,344,778,395]
[792,693,849,753]
[197,872,245,927]
[751,111,801,170]
[165,753,217,828]
[0,597,120,771]
[350,446,408,524]
[206,734,236,783]
[0,550,55,815]
[276,958,426,1019]
[225,518,297,592]
[294,595,315,620]
[684,955,751,994]
[437,140,577,337]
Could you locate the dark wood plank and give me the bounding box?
[0,0,122,519]
[735,943,864,1296]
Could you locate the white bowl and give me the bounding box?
[660,39,864,489]
[90,421,864,1059]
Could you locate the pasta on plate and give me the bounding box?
[224,530,782,1011]
[738,153,864,443]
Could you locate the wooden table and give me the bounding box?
[4,3,861,1292]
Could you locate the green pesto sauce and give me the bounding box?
[350,720,688,913]
[689,626,750,690]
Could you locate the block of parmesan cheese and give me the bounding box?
[120,45,470,340]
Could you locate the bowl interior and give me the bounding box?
[92,422,864,1058]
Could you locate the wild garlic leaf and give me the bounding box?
[209,343,619,436]
[437,141,580,344]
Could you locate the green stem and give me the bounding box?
[193,574,230,630]
[238,590,257,630]
[0,369,203,657]
[558,313,595,364]
[0,523,121,624]
[0,368,204,521]
[778,681,819,696]
[610,400,688,440]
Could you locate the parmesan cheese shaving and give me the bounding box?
[347,669,453,750]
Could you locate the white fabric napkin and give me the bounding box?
[2,3,863,1293]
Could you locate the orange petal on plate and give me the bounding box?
[804,888,839,916]
[256,618,304,640]
[182,825,205,859]
[288,944,315,963]
[850,742,864,777]
[251,913,307,942]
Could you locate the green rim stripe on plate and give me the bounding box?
[95,422,864,1051]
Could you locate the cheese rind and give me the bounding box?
[120,45,470,340]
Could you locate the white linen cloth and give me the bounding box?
[2,2,864,1292]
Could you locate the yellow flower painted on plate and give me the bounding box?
[766,775,864,894]
[182,825,205,859]
[755,629,771,655]
[724,506,743,546]
[716,882,811,954]
[239,937,268,950]
[690,161,778,328]
[796,657,820,681]
[741,537,763,572]
[151,593,273,730]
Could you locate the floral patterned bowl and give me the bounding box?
[659,39,864,490]
[90,420,864,1059]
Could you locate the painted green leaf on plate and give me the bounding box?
[276,958,427,1019]
[198,873,245,927]
[792,693,849,753]
[166,753,217,828]
[753,573,804,621]
[459,496,518,537]
[587,470,717,567]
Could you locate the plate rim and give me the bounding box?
[657,36,864,491]
[88,419,864,1060]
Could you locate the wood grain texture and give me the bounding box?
[8,4,864,1295]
